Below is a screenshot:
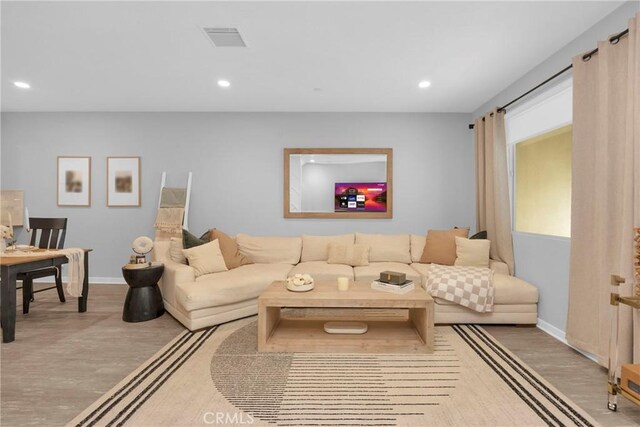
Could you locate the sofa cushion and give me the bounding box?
[431,276,538,305]
[176,263,293,312]
[210,229,253,269]
[410,262,430,279]
[355,233,411,263]
[152,239,171,263]
[354,262,422,285]
[290,261,355,282]
[182,240,228,277]
[492,274,539,304]
[489,260,510,275]
[420,228,469,265]
[454,236,491,268]
[410,263,538,304]
[410,234,427,262]
[168,237,187,264]
[327,243,370,267]
[301,234,355,262]
[413,260,511,276]
[236,234,302,264]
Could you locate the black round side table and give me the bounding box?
[121,264,165,322]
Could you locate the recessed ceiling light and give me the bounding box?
[13,81,31,89]
[418,80,431,89]
[310,159,316,163]
[217,80,230,88]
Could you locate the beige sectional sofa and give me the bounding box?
[153,233,538,331]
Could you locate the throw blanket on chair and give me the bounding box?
[425,265,494,313]
[59,248,85,298]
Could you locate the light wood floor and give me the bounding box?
[1,284,639,427]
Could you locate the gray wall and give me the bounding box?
[1,112,473,279]
[473,1,639,335]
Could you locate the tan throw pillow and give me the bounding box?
[454,236,491,268]
[327,243,370,267]
[210,229,253,270]
[420,228,469,265]
[182,240,228,277]
[169,237,187,264]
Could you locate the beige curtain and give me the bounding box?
[567,12,639,365]
[474,109,515,275]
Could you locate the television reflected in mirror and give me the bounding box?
[284,148,392,219]
[334,182,387,212]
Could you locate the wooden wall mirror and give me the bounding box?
[284,148,393,219]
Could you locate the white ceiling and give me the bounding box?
[0,1,625,112]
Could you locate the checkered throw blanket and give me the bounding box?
[425,265,494,312]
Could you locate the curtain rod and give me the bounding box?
[468,27,629,130]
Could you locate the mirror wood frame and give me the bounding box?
[284,148,393,219]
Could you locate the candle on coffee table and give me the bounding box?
[337,277,349,291]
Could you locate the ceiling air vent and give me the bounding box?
[203,28,246,47]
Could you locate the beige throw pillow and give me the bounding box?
[454,236,491,268]
[420,228,469,265]
[210,229,253,270]
[410,234,427,262]
[327,243,370,267]
[182,240,228,277]
[301,234,355,262]
[355,233,411,263]
[169,237,187,264]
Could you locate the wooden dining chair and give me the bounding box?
[20,218,68,314]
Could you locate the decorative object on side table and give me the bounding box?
[285,273,314,292]
[125,236,153,269]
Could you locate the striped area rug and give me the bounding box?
[70,317,598,427]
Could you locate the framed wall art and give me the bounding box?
[57,156,91,207]
[107,157,141,207]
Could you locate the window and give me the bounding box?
[514,125,571,237]
[506,78,572,238]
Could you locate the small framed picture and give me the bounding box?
[107,157,141,207]
[57,156,91,207]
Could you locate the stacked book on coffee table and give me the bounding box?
[371,270,415,294]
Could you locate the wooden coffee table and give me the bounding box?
[257,280,434,354]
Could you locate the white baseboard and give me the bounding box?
[33,276,125,285]
[536,318,598,363]
[535,318,566,341]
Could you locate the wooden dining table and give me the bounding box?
[0,249,91,343]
